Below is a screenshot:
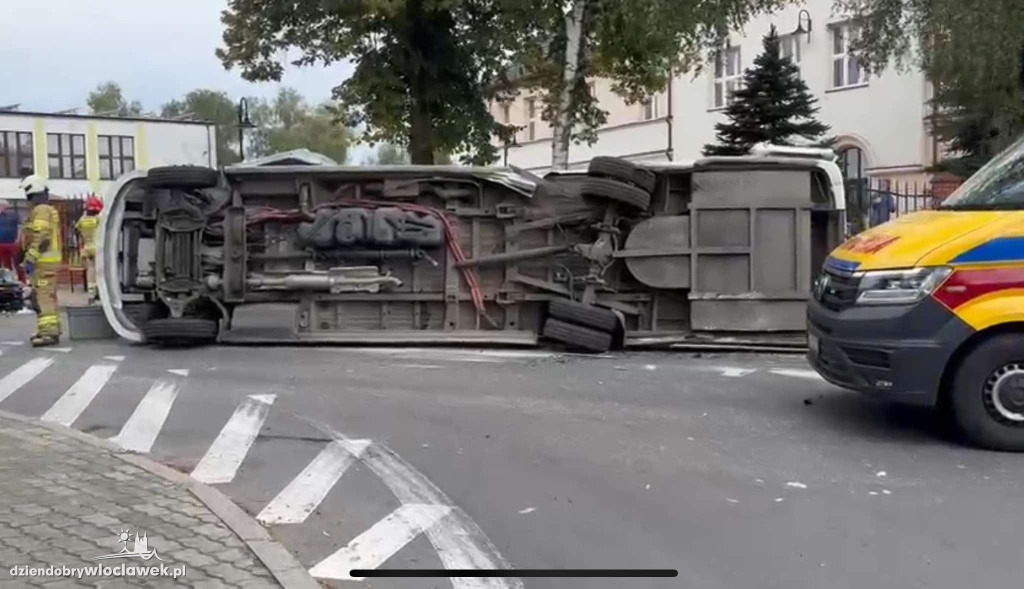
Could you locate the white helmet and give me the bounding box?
[18,174,49,197]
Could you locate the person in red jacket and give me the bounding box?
[0,199,23,282]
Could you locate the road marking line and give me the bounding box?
[0,341,24,346]
[40,364,119,426]
[46,347,73,353]
[770,368,824,380]
[717,367,756,377]
[104,355,125,362]
[110,379,181,453]
[309,503,453,580]
[0,357,55,404]
[257,439,370,525]
[302,417,523,589]
[191,394,276,484]
[167,368,189,377]
[397,364,444,369]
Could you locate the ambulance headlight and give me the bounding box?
[855,267,952,305]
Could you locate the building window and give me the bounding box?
[0,131,33,178]
[501,104,511,124]
[525,97,538,141]
[713,46,742,109]
[47,133,86,179]
[781,33,802,63]
[98,135,135,180]
[831,23,869,88]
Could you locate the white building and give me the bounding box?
[0,110,216,200]
[495,0,938,187]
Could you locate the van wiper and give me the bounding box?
[938,202,1024,211]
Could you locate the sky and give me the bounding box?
[0,0,372,161]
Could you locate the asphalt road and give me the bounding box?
[1,313,1022,589]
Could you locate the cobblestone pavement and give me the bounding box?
[0,416,280,588]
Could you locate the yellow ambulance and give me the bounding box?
[808,136,1024,450]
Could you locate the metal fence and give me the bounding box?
[845,178,942,234]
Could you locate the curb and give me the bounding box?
[0,410,320,589]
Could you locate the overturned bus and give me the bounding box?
[96,152,846,352]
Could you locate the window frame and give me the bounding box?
[829,22,869,90]
[47,132,87,180]
[712,46,742,109]
[0,131,34,178]
[97,135,136,180]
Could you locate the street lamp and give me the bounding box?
[236,98,256,161]
[794,9,812,44]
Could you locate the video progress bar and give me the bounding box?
[351,569,679,578]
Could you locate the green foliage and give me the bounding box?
[703,26,832,156]
[87,82,143,117]
[838,0,1024,176]
[513,0,787,149]
[217,0,526,165]
[161,89,241,164]
[248,88,350,164]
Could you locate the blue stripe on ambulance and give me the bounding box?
[825,256,860,273]
[950,237,1024,264]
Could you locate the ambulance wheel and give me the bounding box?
[950,333,1024,451]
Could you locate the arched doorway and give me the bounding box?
[838,146,865,180]
[838,145,869,232]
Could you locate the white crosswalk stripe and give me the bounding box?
[717,366,757,377]
[257,439,370,525]
[303,418,523,589]
[191,394,276,484]
[110,379,181,453]
[0,357,54,404]
[309,503,453,580]
[41,364,119,426]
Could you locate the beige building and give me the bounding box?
[494,0,940,189]
[0,109,216,201]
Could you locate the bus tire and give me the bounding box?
[548,299,620,333]
[145,166,220,189]
[542,318,612,353]
[950,333,1024,451]
[142,318,218,347]
[580,177,651,212]
[588,157,657,193]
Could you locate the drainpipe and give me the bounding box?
[206,124,214,168]
[665,68,674,161]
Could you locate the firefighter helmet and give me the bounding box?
[85,195,103,214]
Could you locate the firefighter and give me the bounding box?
[17,175,62,347]
[76,195,102,301]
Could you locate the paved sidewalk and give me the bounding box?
[0,416,280,588]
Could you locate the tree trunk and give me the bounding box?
[406,0,435,165]
[409,101,435,165]
[550,0,588,170]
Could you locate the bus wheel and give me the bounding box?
[951,333,1024,451]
